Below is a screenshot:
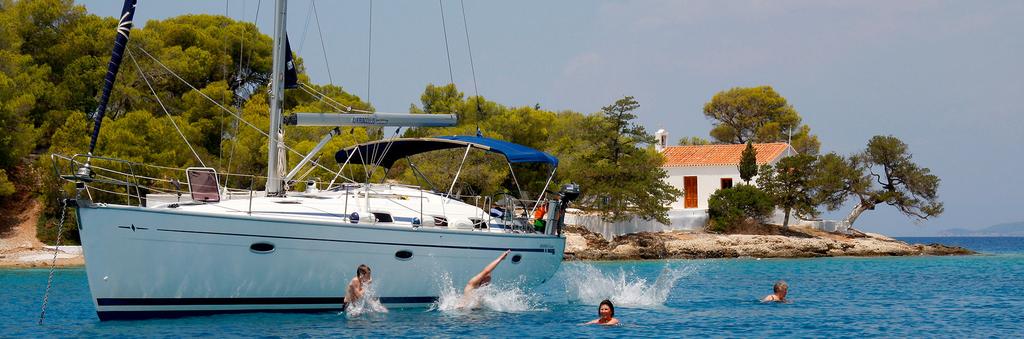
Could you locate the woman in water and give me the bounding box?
[585,299,620,326]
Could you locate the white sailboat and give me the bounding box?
[55,0,575,320]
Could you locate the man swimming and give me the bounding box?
[459,250,510,308]
[761,280,788,302]
[344,264,372,311]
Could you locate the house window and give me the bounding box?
[720,178,733,189]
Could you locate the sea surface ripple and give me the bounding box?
[2,237,1022,337]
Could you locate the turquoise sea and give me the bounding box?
[2,237,1022,337]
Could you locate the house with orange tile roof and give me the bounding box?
[654,129,796,211]
[567,130,844,240]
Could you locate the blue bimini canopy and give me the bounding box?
[334,136,558,168]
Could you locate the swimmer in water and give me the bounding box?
[585,299,619,326]
[458,250,510,308]
[343,264,372,311]
[761,280,788,303]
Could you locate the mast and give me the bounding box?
[266,0,288,195]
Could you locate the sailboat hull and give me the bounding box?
[76,203,565,320]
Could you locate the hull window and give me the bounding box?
[249,242,275,253]
[511,254,522,263]
[395,250,413,260]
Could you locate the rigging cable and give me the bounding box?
[439,0,454,84]
[219,0,230,172]
[225,0,261,188]
[298,0,314,53]
[312,0,334,86]
[127,50,208,167]
[366,0,373,104]
[460,0,482,132]
[310,0,344,165]
[133,46,343,179]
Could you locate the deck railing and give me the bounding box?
[52,153,563,235]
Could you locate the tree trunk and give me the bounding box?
[844,202,873,227]
[782,208,791,228]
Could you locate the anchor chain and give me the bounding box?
[38,196,69,325]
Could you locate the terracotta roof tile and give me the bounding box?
[661,143,793,167]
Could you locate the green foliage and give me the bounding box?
[599,96,654,161]
[0,168,14,197]
[0,49,41,170]
[0,4,376,242]
[417,83,463,115]
[406,90,681,223]
[757,154,818,228]
[703,86,821,154]
[562,96,680,224]
[677,136,711,146]
[738,141,757,184]
[811,136,943,227]
[707,185,774,233]
[809,152,869,211]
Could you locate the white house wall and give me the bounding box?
[665,165,745,210]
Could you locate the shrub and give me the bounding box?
[707,185,774,233]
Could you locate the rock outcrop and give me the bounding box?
[563,225,975,261]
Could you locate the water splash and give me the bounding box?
[430,273,545,313]
[343,282,388,318]
[562,263,696,308]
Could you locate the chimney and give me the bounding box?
[655,128,668,152]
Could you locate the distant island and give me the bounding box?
[939,221,1024,237]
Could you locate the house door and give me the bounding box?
[684,176,698,208]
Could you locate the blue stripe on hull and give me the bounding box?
[95,296,439,321]
[97,308,340,321]
[98,296,437,306]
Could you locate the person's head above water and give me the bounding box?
[356,264,371,283]
[599,299,615,320]
[584,299,619,325]
[773,280,788,299]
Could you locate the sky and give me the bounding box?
[77,0,1024,236]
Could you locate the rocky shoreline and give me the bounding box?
[563,225,975,260]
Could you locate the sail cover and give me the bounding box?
[335,136,558,168]
[88,0,137,154]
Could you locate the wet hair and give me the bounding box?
[356,264,371,278]
[599,299,615,317]
[774,280,788,293]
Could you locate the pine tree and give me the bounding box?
[739,141,757,184]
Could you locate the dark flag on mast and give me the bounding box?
[88,0,137,155]
[284,36,298,89]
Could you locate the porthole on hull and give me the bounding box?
[395,250,413,260]
[250,242,275,253]
[511,254,522,263]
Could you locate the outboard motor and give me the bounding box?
[555,182,581,235]
[559,182,581,204]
